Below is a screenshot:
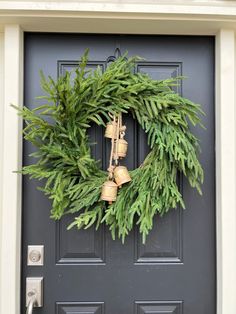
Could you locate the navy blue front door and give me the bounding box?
[22,34,215,314]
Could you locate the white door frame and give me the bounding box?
[0,2,236,314]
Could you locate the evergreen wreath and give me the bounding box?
[15,51,204,243]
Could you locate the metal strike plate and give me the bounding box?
[26,277,43,307]
[27,245,44,266]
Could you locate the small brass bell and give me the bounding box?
[115,138,128,158]
[105,121,117,139]
[114,166,131,186]
[101,180,118,204]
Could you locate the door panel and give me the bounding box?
[22,34,215,314]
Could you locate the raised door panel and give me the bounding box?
[135,301,183,314]
[56,302,104,314]
[57,60,183,266]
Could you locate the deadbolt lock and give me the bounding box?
[27,245,44,266]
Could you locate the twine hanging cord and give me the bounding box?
[107,113,122,179]
[114,114,120,165]
[107,115,117,179]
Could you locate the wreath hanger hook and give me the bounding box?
[114,47,122,59]
[106,47,122,65]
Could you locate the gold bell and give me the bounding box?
[101,180,118,204]
[114,139,128,158]
[105,121,117,139]
[114,166,131,186]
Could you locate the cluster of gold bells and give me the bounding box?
[101,114,132,204]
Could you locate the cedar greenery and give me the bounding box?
[14,51,204,243]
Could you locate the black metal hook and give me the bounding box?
[106,47,122,64]
[114,47,122,59]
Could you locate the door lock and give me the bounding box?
[27,245,44,266]
[26,277,43,308]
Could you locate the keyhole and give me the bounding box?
[29,250,41,263]
[28,291,36,298]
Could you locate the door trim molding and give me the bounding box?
[0,25,23,314]
[1,1,236,16]
[0,6,236,314]
[215,29,236,314]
